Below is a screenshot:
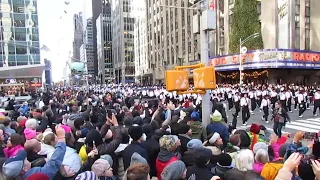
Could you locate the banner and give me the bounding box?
[210,49,320,71]
[278,0,290,48]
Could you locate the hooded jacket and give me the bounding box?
[156,148,179,180]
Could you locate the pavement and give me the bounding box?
[225,104,320,134]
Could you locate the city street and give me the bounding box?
[225,104,320,134]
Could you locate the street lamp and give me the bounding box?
[239,32,260,85]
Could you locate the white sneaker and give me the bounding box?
[307,108,311,110]
[295,109,297,111]
[299,115,303,118]
[229,109,232,111]
[266,121,269,124]
[314,114,317,117]
[243,122,247,126]
[237,116,239,118]
[259,109,262,112]
[261,117,264,121]
[251,112,254,115]
[289,111,293,113]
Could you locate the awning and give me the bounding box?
[0,64,45,78]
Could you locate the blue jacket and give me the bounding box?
[23,142,66,180]
[206,122,230,142]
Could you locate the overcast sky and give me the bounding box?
[38,0,88,82]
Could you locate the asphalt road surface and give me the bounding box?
[225,104,320,134]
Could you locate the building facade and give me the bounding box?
[92,0,103,80]
[214,0,320,56]
[211,0,320,85]
[134,0,149,84]
[0,0,40,67]
[146,0,200,84]
[97,0,113,84]
[72,13,83,61]
[112,0,135,83]
[84,18,95,76]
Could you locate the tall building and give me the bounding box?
[84,18,95,76]
[211,0,320,84]
[112,0,135,83]
[146,0,200,84]
[97,0,113,84]
[134,0,150,84]
[72,13,83,61]
[92,0,103,80]
[0,0,44,87]
[214,0,320,56]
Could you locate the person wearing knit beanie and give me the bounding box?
[161,160,186,180]
[211,110,222,122]
[91,159,113,177]
[128,125,143,141]
[130,152,148,165]
[253,142,268,154]
[159,135,180,152]
[75,171,97,180]
[187,139,203,150]
[250,124,261,134]
[24,128,36,140]
[26,173,49,180]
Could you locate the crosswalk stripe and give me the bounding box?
[305,119,320,123]
[289,122,320,130]
[296,120,320,126]
[284,124,319,132]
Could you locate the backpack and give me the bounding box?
[261,162,283,180]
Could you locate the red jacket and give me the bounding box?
[156,156,178,180]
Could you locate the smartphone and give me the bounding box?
[107,109,112,119]
[93,140,96,149]
[304,132,317,140]
[301,154,315,164]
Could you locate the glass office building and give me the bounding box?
[0,0,40,67]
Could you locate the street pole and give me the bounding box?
[200,0,211,127]
[239,38,242,85]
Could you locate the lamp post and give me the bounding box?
[239,33,260,85]
[160,0,215,127]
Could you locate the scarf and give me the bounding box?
[250,132,258,150]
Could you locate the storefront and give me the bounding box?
[210,49,320,85]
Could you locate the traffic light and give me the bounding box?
[193,66,216,90]
[165,70,189,91]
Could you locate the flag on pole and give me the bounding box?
[40,45,50,51]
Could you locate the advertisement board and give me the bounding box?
[278,0,290,48]
[210,49,320,71]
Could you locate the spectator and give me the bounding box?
[126,163,150,180]
[156,135,181,179]
[2,125,67,179]
[123,125,148,170]
[224,149,263,180]
[3,133,24,158]
[206,110,229,145]
[161,160,186,180]
[211,153,233,179]
[188,111,207,142]
[253,149,269,173]
[186,148,213,179]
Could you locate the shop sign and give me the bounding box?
[210,49,320,71]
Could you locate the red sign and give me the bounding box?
[30,83,42,87]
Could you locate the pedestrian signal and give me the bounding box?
[193,66,216,90]
[165,70,189,91]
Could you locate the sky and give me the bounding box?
[37,0,88,82]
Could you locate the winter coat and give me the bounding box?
[211,163,233,179]
[189,121,207,142]
[122,141,149,170]
[156,148,179,180]
[141,137,160,177]
[186,165,214,180]
[3,145,24,158]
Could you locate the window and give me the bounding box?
[305,6,310,17]
[294,27,300,49]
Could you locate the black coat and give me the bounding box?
[186,165,214,180]
[141,138,160,177]
[178,134,191,155]
[122,141,149,170]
